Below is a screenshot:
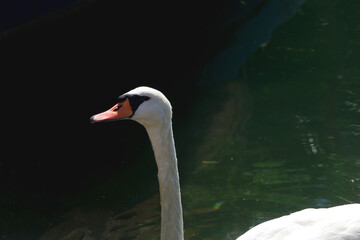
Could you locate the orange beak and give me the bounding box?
[90,98,133,123]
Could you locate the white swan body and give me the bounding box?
[236,203,360,240]
[91,86,360,240]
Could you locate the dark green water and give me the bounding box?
[3,0,360,239]
[185,2,360,239]
[92,1,360,239]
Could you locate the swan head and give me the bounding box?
[90,86,172,128]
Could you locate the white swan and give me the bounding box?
[90,86,360,240]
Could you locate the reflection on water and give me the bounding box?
[202,0,304,83]
[40,195,161,240]
[39,0,359,239]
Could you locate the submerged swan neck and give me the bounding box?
[144,121,184,240]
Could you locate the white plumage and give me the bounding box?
[237,204,360,240]
[91,86,360,240]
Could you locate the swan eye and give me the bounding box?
[113,104,122,111]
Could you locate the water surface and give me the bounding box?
[99,1,360,239]
[2,0,360,239]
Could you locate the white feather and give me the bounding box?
[237,204,360,240]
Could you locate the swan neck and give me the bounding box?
[145,122,184,240]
